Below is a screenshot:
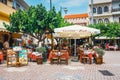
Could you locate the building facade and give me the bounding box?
[0,0,29,46]
[64,13,89,26]
[0,0,29,31]
[88,0,120,24]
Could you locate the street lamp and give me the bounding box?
[60,7,68,14]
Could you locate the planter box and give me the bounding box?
[96,57,103,64]
[37,56,43,64]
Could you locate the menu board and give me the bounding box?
[7,49,17,67]
[19,49,28,65]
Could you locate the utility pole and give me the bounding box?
[91,0,94,24]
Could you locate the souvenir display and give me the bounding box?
[7,49,17,67]
[6,47,28,67]
[19,49,28,65]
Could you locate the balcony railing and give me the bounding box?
[112,8,120,12]
[112,0,120,2]
[0,2,16,15]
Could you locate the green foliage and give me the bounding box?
[94,48,105,57]
[3,4,71,43]
[88,22,120,38]
[36,47,46,53]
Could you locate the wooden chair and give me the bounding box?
[60,50,68,65]
[81,54,89,64]
[51,50,59,64]
[79,50,90,64]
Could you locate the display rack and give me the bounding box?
[6,47,28,67]
[7,49,17,67]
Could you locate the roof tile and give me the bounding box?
[64,13,88,19]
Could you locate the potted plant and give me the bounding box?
[36,47,47,62]
[36,47,46,54]
[94,48,105,64]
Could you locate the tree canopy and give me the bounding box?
[88,22,120,38]
[4,4,71,42]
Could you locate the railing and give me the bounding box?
[112,0,120,2]
[112,8,120,12]
[0,2,16,15]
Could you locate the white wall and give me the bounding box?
[113,15,120,22]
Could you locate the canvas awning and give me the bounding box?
[0,22,22,39]
[95,36,120,39]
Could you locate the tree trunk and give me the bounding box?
[51,33,54,50]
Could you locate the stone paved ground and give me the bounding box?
[0,51,120,80]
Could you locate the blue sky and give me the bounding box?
[24,0,88,16]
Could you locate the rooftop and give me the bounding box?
[64,13,88,19]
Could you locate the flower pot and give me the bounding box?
[96,57,103,64]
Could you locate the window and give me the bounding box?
[93,8,96,13]
[104,18,109,23]
[98,19,103,23]
[93,19,96,24]
[0,0,7,4]
[104,6,109,12]
[16,3,20,10]
[97,7,102,14]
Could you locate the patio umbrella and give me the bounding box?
[54,25,100,56]
[54,25,100,39]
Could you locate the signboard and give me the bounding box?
[19,49,28,65]
[7,49,17,67]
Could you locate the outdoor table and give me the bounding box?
[28,52,42,61]
[108,46,116,50]
[80,50,96,64]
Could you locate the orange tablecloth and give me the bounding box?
[80,52,96,63]
[28,53,42,61]
[0,52,4,63]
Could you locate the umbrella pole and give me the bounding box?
[74,39,76,56]
[70,39,71,55]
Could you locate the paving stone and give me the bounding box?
[0,51,120,80]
